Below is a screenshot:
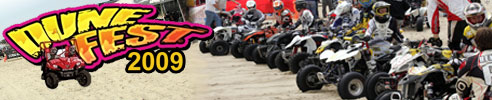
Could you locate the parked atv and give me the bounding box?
[403,1,429,32]
[38,40,90,89]
[264,30,300,69]
[199,5,246,55]
[229,22,275,60]
[296,37,400,99]
[276,32,328,73]
[289,19,367,73]
[365,40,470,100]
[1,46,21,59]
[375,63,458,100]
[272,19,334,73]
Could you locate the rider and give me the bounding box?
[344,0,374,36]
[291,0,315,33]
[456,27,492,100]
[329,1,360,36]
[463,3,491,52]
[380,0,410,30]
[241,0,265,29]
[273,0,294,30]
[364,1,403,43]
[426,0,471,49]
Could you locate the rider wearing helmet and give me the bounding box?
[329,1,360,35]
[456,27,492,100]
[344,0,374,36]
[292,0,315,32]
[364,1,403,43]
[273,0,294,29]
[463,3,492,49]
[241,0,265,28]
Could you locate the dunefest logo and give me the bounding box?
[2,4,212,72]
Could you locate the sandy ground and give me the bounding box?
[2,2,492,100]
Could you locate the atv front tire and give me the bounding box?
[243,44,258,61]
[296,65,323,92]
[275,53,289,72]
[77,70,92,87]
[267,50,281,69]
[209,40,230,56]
[252,47,266,64]
[365,72,390,100]
[45,72,59,89]
[289,52,310,73]
[416,17,425,32]
[230,41,246,58]
[337,72,366,99]
[199,41,209,53]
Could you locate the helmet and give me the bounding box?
[372,1,391,23]
[359,0,374,8]
[295,0,307,12]
[246,0,256,10]
[273,0,284,11]
[281,10,292,23]
[333,1,352,16]
[464,3,491,30]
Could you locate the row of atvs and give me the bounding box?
[199,15,477,100]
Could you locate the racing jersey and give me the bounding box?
[426,0,471,34]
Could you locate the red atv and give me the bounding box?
[39,39,90,89]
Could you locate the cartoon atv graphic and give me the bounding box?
[38,40,91,89]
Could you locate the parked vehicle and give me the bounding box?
[375,64,457,100]
[403,1,429,32]
[296,37,399,99]
[199,5,246,56]
[38,39,91,89]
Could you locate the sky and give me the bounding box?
[0,0,109,41]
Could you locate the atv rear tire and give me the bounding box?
[296,65,323,92]
[275,53,289,71]
[45,72,59,89]
[267,50,281,69]
[338,72,366,99]
[365,72,390,100]
[252,47,266,64]
[289,52,310,74]
[209,40,229,56]
[199,41,209,53]
[77,70,92,87]
[416,17,425,32]
[230,41,246,58]
[243,44,258,61]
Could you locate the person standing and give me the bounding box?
[306,0,319,19]
[205,0,222,28]
[321,0,336,18]
[426,0,471,50]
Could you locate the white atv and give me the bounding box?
[296,38,399,99]
[274,33,328,73]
